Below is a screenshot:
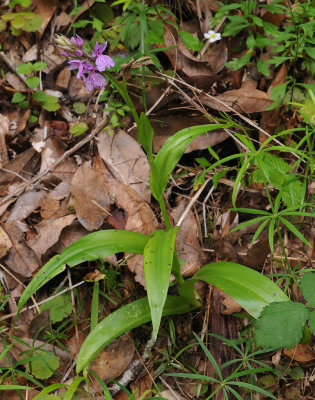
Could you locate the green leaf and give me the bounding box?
[76,295,198,373]
[138,112,154,162]
[17,62,33,74]
[192,262,289,318]
[179,31,203,51]
[255,301,308,349]
[300,272,315,307]
[304,46,315,60]
[33,90,47,102]
[0,385,32,390]
[28,115,39,124]
[10,0,32,6]
[309,310,315,335]
[150,123,230,201]
[279,217,311,248]
[40,292,73,323]
[289,366,304,380]
[27,351,60,379]
[144,228,178,339]
[41,95,60,112]
[73,102,86,114]
[31,384,68,400]
[23,14,43,32]
[69,122,88,136]
[33,62,47,71]
[17,230,149,317]
[26,76,40,89]
[280,175,304,208]
[257,59,270,76]
[255,152,289,188]
[12,92,26,103]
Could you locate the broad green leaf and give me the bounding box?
[305,46,315,60]
[23,14,43,32]
[192,262,289,318]
[33,62,47,71]
[17,62,33,74]
[40,292,72,323]
[255,301,308,349]
[309,310,315,335]
[69,122,88,136]
[138,112,154,162]
[41,95,60,112]
[76,295,198,372]
[27,351,60,379]
[26,76,40,89]
[33,90,47,102]
[255,152,289,187]
[73,102,86,114]
[12,92,26,103]
[17,230,149,316]
[179,31,203,51]
[280,175,304,208]
[300,272,315,307]
[150,123,230,200]
[144,228,178,339]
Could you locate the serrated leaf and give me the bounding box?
[41,95,60,112]
[76,295,197,373]
[300,272,315,307]
[33,62,47,71]
[73,102,86,114]
[27,351,59,379]
[179,31,203,51]
[17,62,33,74]
[12,92,26,103]
[70,122,88,136]
[255,301,308,349]
[23,14,43,32]
[40,293,72,323]
[280,175,304,208]
[33,90,47,102]
[144,228,178,339]
[255,152,289,187]
[26,76,40,89]
[308,310,315,335]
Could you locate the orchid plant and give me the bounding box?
[16,35,293,375]
[55,34,115,91]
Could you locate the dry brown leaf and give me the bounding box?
[5,72,27,91]
[56,66,71,90]
[89,333,135,381]
[70,162,110,231]
[55,11,72,30]
[0,226,12,258]
[0,114,9,167]
[159,390,185,400]
[2,221,39,278]
[40,181,70,219]
[283,344,315,362]
[171,200,206,277]
[6,190,45,222]
[94,155,159,286]
[150,114,229,152]
[68,76,91,98]
[27,214,76,259]
[130,368,154,399]
[97,130,150,201]
[34,0,58,38]
[220,290,242,315]
[200,79,273,113]
[22,44,38,63]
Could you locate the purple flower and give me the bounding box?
[91,41,115,72]
[68,59,95,79]
[84,72,106,91]
[71,34,84,48]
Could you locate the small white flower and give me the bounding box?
[204,30,221,43]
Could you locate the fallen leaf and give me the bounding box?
[158,390,185,400]
[70,162,111,231]
[130,368,153,399]
[40,181,70,219]
[6,190,45,222]
[27,214,76,259]
[0,114,9,166]
[0,226,12,258]
[2,221,39,278]
[200,79,273,113]
[97,130,150,202]
[283,344,315,362]
[34,0,58,38]
[22,44,38,63]
[171,200,207,277]
[89,333,135,381]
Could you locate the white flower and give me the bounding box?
[204,30,221,43]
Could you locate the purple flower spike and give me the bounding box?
[68,59,95,80]
[71,34,84,48]
[85,72,106,91]
[95,54,115,72]
[91,41,107,59]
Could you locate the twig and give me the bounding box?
[176,178,211,227]
[0,118,109,206]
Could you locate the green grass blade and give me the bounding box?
[193,332,222,379]
[91,281,99,331]
[17,230,149,317]
[279,217,312,247]
[76,296,198,373]
[64,376,85,400]
[150,123,231,200]
[228,382,278,399]
[193,262,289,318]
[144,228,178,340]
